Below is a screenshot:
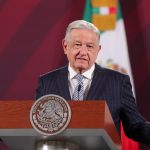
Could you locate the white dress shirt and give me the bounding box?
[68,64,95,99]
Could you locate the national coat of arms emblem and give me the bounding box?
[30,94,71,136]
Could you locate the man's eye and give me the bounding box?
[87,45,94,49]
[74,43,81,48]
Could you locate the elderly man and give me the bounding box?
[36,20,150,145]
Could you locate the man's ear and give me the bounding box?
[98,45,101,52]
[62,39,67,54]
[96,45,101,54]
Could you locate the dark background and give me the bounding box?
[0,0,150,149]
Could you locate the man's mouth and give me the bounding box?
[76,58,87,61]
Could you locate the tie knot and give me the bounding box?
[75,74,84,81]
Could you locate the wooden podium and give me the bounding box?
[0,100,122,150]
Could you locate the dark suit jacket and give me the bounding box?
[36,64,150,144]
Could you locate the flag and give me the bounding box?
[83,0,139,150]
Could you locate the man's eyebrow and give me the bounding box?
[74,40,81,43]
[86,42,94,45]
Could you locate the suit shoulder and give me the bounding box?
[39,66,68,80]
[95,64,129,78]
[104,67,128,77]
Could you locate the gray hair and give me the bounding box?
[64,20,100,44]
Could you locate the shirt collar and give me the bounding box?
[68,63,95,80]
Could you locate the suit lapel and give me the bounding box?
[57,66,71,100]
[86,64,106,100]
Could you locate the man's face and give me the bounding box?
[62,29,101,73]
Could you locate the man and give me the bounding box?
[36,20,150,144]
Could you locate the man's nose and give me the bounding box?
[79,45,88,54]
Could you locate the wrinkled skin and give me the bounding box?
[62,29,101,73]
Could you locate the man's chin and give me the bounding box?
[75,65,88,73]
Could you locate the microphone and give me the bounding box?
[77,84,81,100]
[78,84,81,92]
